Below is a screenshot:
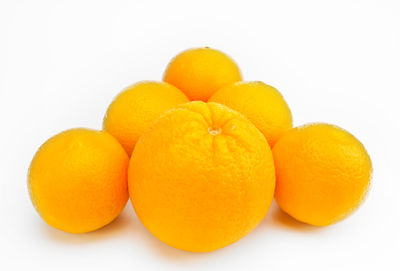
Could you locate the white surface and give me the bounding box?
[1,0,399,270]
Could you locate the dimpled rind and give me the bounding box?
[129,101,275,252]
[103,81,189,155]
[209,81,293,147]
[163,47,242,101]
[28,128,129,233]
[272,123,373,226]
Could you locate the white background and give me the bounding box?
[1,0,399,270]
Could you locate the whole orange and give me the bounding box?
[28,128,129,233]
[129,101,275,252]
[163,47,242,101]
[103,81,189,155]
[209,81,292,147]
[272,123,372,226]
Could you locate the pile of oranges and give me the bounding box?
[28,47,372,252]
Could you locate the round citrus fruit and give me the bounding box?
[103,81,189,155]
[272,123,372,226]
[209,81,292,147]
[129,101,275,252]
[28,128,129,233]
[163,47,242,101]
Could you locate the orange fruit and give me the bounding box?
[28,128,129,233]
[103,81,189,155]
[272,123,372,226]
[163,47,242,101]
[129,101,275,252]
[209,81,292,147]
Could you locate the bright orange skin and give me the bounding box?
[272,123,373,226]
[163,47,242,101]
[103,81,189,156]
[209,81,292,147]
[28,129,129,233]
[129,102,275,252]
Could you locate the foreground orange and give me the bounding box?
[209,81,292,146]
[129,101,275,252]
[28,129,129,233]
[272,123,372,226]
[163,47,242,101]
[103,81,189,155]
